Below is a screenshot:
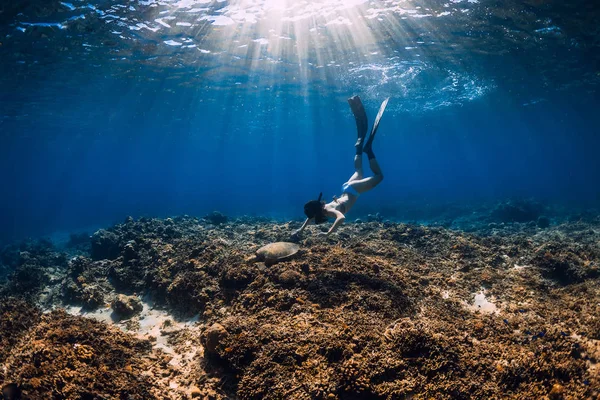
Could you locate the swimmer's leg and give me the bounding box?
[348,154,364,182]
[347,95,367,181]
[351,98,389,193]
[363,97,389,160]
[348,95,368,155]
[347,159,383,193]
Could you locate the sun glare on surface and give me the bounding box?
[174,0,385,61]
[124,0,490,111]
[164,0,418,92]
[8,0,490,110]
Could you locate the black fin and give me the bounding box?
[369,97,389,139]
[348,95,368,142]
[363,98,390,159]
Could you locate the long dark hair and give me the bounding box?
[304,192,328,224]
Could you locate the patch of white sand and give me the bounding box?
[64,304,114,324]
[464,290,499,314]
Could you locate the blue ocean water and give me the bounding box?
[1,0,599,244]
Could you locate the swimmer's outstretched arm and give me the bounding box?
[325,210,345,236]
[294,218,314,235]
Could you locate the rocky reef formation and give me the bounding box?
[0,298,174,399]
[0,211,599,399]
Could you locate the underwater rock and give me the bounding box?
[204,211,228,225]
[537,215,551,228]
[366,212,383,222]
[63,279,105,310]
[490,200,543,223]
[111,294,143,319]
[549,383,566,400]
[61,256,111,310]
[91,229,120,260]
[277,269,302,287]
[189,386,202,398]
[81,285,105,310]
[68,255,90,276]
[203,323,228,354]
[122,240,138,262]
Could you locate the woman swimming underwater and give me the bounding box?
[294,95,389,237]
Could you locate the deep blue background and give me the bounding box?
[1,74,599,244]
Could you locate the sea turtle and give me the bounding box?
[249,242,300,266]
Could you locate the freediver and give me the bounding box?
[294,95,389,237]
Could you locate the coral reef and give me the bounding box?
[0,212,599,399]
[0,305,169,399]
[0,299,41,367]
[61,256,111,310]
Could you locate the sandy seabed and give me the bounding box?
[0,213,599,399]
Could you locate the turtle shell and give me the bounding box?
[256,242,300,264]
